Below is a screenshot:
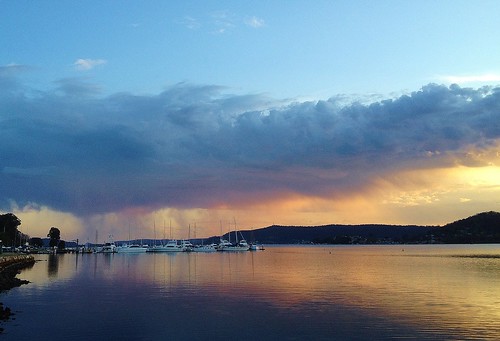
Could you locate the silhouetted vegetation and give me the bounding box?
[216,211,500,245]
[231,224,437,245]
[29,237,44,247]
[431,211,500,243]
[0,213,24,246]
[47,227,61,248]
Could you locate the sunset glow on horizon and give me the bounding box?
[2,1,500,242]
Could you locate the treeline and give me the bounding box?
[432,211,500,243]
[0,213,65,250]
[235,224,437,244]
[0,213,26,247]
[232,211,500,245]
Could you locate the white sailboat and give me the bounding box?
[191,223,217,252]
[147,239,185,252]
[147,221,189,252]
[97,235,117,253]
[192,243,218,252]
[116,242,148,253]
[216,220,250,251]
[218,238,249,251]
[249,243,265,251]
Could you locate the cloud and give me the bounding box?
[180,12,264,34]
[0,63,31,75]
[181,16,201,30]
[209,10,236,34]
[1,79,500,220]
[437,73,500,85]
[73,58,107,71]
[55,77,102,96]
[0,63,33,94]
[245,16,265,28]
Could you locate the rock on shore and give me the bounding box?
[0,255,35,291]
[0,254,36,333]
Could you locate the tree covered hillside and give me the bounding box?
[433,211,500,243]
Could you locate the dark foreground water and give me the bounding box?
[2,245,500,340]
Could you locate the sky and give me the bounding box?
[2,1,500,242]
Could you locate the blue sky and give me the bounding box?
[2,1,500,241]
[4,1,500,98]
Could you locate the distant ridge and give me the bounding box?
[213,211,500,245]
[231,223,436,245]
[433,211,500,243]
[42,211,500,246]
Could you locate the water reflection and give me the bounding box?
[47,254,59,277]
[6,245,500,340]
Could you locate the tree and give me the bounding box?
[58,240,66,250]
[0,213,22,245]
[30,237,44,247]
[47,227,61,248]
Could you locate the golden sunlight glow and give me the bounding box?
[454,165,500,188]
[12,204,83,241]
[9,161,500,242]
[374,164,500,224]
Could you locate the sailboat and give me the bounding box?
[116,241,148,253]
[192,243,218,252]
[97,235,117,253]
[191,223,217,252]
[249,243,265,251]
[116,223,148,253]
[216,220,250,251]
[147,221,187,252]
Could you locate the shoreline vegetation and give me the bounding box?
[0,254,35,333]
[4,211,500,255]
[220,211,500,246]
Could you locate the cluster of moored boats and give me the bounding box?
[97,237,264,254]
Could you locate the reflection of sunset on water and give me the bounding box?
[11,245,500,339]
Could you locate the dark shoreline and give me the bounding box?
[0,254,35,292]
[0,254,36,333]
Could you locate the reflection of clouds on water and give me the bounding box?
[144,246,500,338]
[17,254,77,287]
[13,246,500,339]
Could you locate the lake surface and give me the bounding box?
[2,245,500,340]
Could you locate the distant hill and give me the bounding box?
[233,224,437,244]
[432,211,500,243]
[208,211,500,245]
[35,211,500,247]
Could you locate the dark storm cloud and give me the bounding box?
[1,76,499,215]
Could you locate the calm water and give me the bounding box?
[2,245,500,340]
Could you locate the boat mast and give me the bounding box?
[154,218,156,246]
[234,218,238,244]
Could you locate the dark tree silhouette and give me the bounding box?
[0,213,22,245]
[58,240,66,250]
[30,237,44,247]
[47,227,61,248]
